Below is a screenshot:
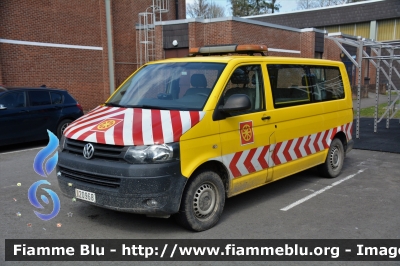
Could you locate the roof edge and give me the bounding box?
[154,17,326,33]
[242,0,386,19]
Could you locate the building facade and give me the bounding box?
[0,0,185,110]
[1,0,397,110]
[246,0,400,42]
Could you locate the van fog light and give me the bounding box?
[146,199,159,208]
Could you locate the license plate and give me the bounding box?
[75,189,96,203]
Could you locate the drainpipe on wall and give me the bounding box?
[105,0,115,95]
[175,0,179,20]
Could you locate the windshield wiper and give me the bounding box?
[104,102,123,107]
[126,105,169,110]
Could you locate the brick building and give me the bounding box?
[1,0,396,110]
[155,0,399,95]
[0,0,185,110]
[156,17,326,59]
[245,0,400,42]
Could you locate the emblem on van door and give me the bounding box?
[83,143,95,159]
[240,121,254,145]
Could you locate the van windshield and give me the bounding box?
[107,62,226,111]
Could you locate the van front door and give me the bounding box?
[216,64,275,197]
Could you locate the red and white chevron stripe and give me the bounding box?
[217,122,353,179]
[64,106,205,146]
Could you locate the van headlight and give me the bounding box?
[124,143,179,164]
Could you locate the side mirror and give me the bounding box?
[0,104,7,110]
[220,94,251,113]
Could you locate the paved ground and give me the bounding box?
[353,118,400,153]
[352,92,400,154]
[352,92,389,109]
[1,144,400,266]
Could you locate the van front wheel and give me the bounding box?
[174,170,225,232]
[319,138,344,178]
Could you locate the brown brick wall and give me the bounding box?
[323,38,342,62]
[0,0,184,110]
[186,20,302,57]
[114,0,186,86]
[0,0,108,110]
[0,0,102,46]
[300,31,315,58]
[232,21,301,53]
[155,26,164,61]
[0,47,3,85]
[112,0,139,87]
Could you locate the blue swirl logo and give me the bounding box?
[29,130,61,221]
[33,130,59,177]
[28,180,60,221]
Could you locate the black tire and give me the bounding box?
[174,170,225,232]
[57,119,73,139]
[318,138,345,178]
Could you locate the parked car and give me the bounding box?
[0,87,84,146]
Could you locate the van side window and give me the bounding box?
[267,65,311,108]
[222,65,265,115]
[309,67,344,101]
[267,65,344,108]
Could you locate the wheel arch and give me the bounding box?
[333,131,347,151]
[188,160,230,198]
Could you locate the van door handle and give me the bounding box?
[261,116,271,120]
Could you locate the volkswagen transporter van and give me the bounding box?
[57,44,353,231]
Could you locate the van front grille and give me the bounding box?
[59,166,121,188]
[64,138,127,161]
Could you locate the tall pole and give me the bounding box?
[356,37,363,138]
[105,0,115,95]
[374,46,381,133]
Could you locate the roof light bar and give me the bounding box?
[188,44,268,56]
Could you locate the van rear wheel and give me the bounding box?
[318,138,344,178]
[174,170,225,232]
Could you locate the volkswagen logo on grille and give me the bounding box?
[83,143,95,160]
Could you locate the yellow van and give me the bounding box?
[57,44,353,231]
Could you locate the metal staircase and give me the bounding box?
[137,0,169,66]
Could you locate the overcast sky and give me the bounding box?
[185,0,300,16]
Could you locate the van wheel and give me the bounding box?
[174,170,225,232]
[318,138,344,178]
[57,119,72,139]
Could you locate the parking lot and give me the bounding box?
[1,140,399,266]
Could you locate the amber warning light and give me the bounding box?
[189,44,268,56]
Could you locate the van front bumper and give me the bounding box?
[56,152,187,216]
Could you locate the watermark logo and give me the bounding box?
[28,130,61,221]
[33,130,58,177]
[28,180,60,221]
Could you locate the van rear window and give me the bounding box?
[267,65,344,108]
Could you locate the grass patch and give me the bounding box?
[355,100,400,118]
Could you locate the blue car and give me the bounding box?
[0,86,84,146]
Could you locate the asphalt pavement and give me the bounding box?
[352,92,400,154]
[1,145,400,266]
